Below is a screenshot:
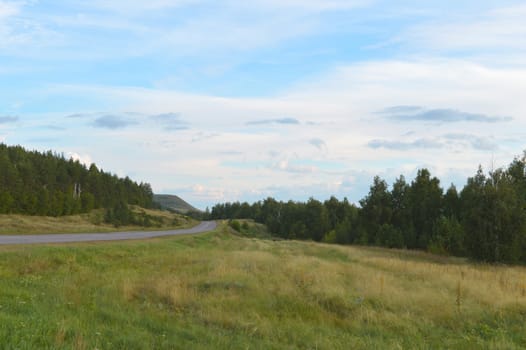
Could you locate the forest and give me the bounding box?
[208,152,526,264]
[0,143,154,217]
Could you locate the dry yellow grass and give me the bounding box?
[0,208,196,234]
[350,246,526,310]
[113,230,526,348]
[0,222,524,348]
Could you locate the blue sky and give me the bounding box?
[1,0,526,209]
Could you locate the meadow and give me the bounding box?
[0,221,525,349]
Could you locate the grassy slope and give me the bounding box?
[0,222,525,349]
[0,207,196,235]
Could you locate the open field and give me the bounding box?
[0,207,196,235]
[0,222,525,348]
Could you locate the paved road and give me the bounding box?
[0,221,217,245]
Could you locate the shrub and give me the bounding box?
[229,220,241,232]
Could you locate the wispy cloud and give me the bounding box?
[309,138,326,151]
[273,159,317,174]
[92,115,137,129]
[369,133,499,151]
[191,131,220,143]
[88,0,368,16]
[218,150,243,156]
[151,112,189,131]
[249,0,371,12]
[88,0,201,14]
[41,124,65,130]
[443,133,497,151]
[246,117,300,125]
[0,1,63,53]
[380,106,511,123]
[0,116,18,124]
[379,106,423,114]
[67,113,92,119]
[401,4,526,56]
[0,1,18,19]
[81,0,368,56]
[368,138,443,150]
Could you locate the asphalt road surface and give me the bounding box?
[0,221,217,245]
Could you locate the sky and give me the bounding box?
[1,0,526,209]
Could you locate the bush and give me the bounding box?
[430,217,465,256]
[377,224,404,248]
[104,201,133,227]
[323,230,337,243]
[229,220,241,232]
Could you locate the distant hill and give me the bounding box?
[153,194,201,214]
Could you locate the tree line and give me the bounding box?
[0,143,154,217]
[208,153,526,264]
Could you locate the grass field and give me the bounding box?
[0,221,525,349]
[0,207,196,235]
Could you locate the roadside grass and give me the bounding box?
[0,208,196,235]
[0,222,524,348]
[227,219,273,239]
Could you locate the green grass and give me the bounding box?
[0,207,196,235]
[0,222,525,349]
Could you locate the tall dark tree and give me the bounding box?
[390,175,412,247]
[444,184,460,220]
[408,169,443,249]
[461,166,526,262]
[260,197,282,235]
[359,176,392,245]
[304,198,330,242]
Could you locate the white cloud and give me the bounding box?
[155,12,316,55]
[0,1,64,53]
[87,0,369,15]
[246,0,371,12]
[399,4,526,62]
[67,152,93,167]
[6,1,526,206]
[86,0,203,14]
[273,159,317,174]
[0,1,19,46]
[0,1,18,19]
[37,0,372,59]
[35,55,526,206]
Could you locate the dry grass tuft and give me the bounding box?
[54,322,67,347]
[125,276,196,312]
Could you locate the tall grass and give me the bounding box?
[0,222,524,348]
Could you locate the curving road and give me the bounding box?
[0,221,217,245]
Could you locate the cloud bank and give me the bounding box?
[246,118,300,126]
[2,1,526,209]
[379,106,511,123]
[92,115,137,129]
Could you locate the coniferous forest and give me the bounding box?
[0,143,154,216]
[3,142,526,263]
[209,152,526,264]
